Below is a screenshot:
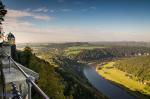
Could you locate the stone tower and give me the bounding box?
[7,32,16,60]
[7,32,15,45]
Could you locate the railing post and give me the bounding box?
[8,56,11,73]
[28,83,32,99]
[11,82,22,99]
[27,77,32,99]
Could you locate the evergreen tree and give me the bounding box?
[0,0,7,25]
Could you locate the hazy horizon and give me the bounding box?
[2,0,150,43]
[15,41,150,45]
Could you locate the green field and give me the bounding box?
[64,50,81,56]
[67,46,106,50]
[96,62,150,98]
[64,46,106,56]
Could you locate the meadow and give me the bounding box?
[96,62,150,98]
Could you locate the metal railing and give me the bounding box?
[3,51,49,99]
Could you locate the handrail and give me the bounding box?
[3,52,49,99]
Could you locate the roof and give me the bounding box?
[7,32,15,39]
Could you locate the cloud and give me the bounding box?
[3,14,105,43]
[50,10,55,13]
[61,9,71,12]
[32,15,50,21]
[33,7,49,13]
[3,16,150,43]
[2,9,149,43]
[7,9,51,21]
[3,14,34,33]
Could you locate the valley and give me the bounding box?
[16,42,150,99]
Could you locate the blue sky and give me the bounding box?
[2,0,150,43]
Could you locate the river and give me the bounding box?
[83,66,136,99]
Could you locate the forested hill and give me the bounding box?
[16,46,106,99]
[76,47,150,61]
[114,56,150,83]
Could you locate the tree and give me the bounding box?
[0,0,7,24]
[0,0,7,34]
[22,46,33,67]
[24,46,33,53]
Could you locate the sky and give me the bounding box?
[1,0,150,43]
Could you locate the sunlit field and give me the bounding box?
[64,46,106,56]
[96,62,150,97]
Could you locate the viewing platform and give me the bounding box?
[0,45,49,99]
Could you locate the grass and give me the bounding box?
[96,62,150,98]
[64,50,81,56]
[64,45,106,56]
[67,46,106,50]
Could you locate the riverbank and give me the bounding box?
[84,66,135,99]
[96,62,150,99]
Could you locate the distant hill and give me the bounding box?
[17,41,150,50]
[76,47,150,61]
[17,42,90,49]
[91,41,150,47]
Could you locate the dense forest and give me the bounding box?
[16,46,106,99]
[76,47,150,61]
[53,56,106,99]
[114,56,150,83]
[16,46,65,99]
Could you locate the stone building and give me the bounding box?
[7,32,15,45]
